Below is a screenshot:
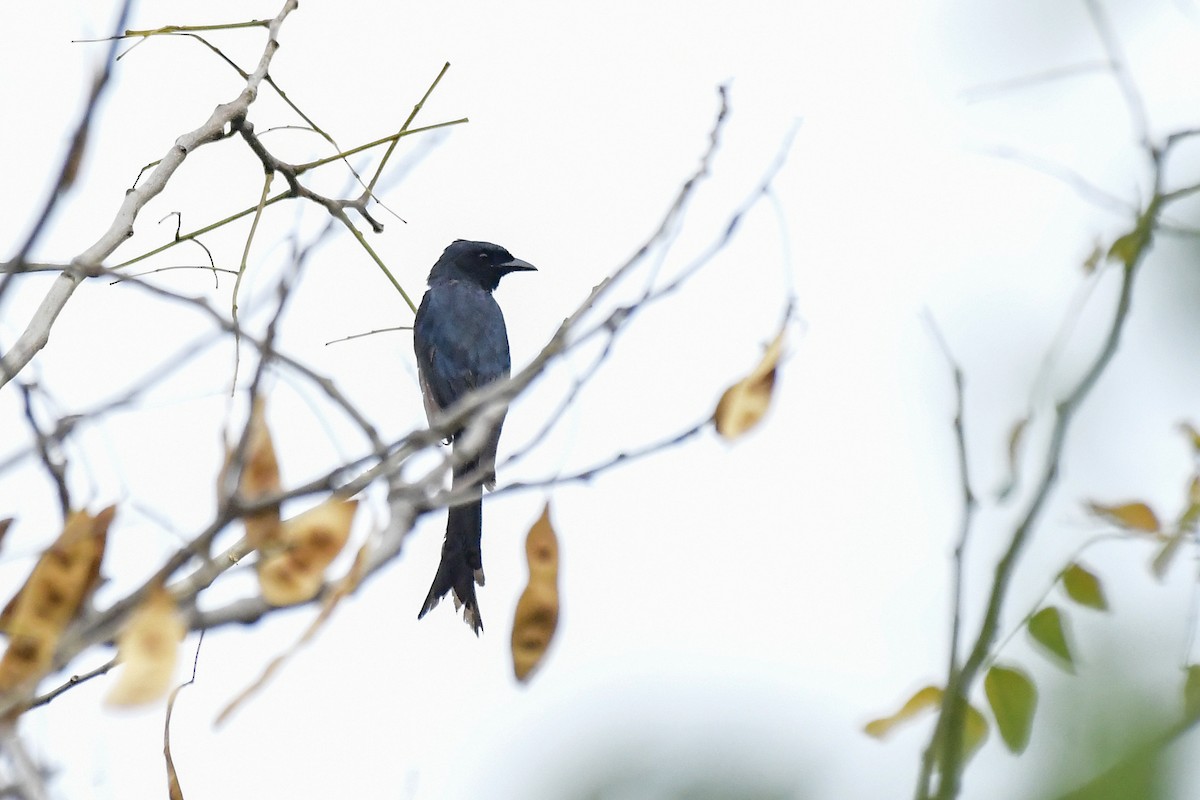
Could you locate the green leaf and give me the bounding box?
[1177,475,1200,532]
[864,685,942,739]
[1180,422,1200,454]
[1028,607,1074,672]
[1085,501,1161,534]
[1061,563,1108,611]
[985,665,1038,754]
[997,416,1030,501]
[1185,665,1200,718]
[963,703,990,762]
[1152,530,1187,582]
[866,689,989,766]
[1106,217,1153,269]
[1107,231,1141,267]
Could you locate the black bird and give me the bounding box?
[413,240,536,633]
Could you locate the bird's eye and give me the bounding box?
[478,253,488,260]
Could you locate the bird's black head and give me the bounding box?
[428,240,537,291]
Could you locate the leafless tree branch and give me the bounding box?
[0,0,135,307]
[0,0,299,388]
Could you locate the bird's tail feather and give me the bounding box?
[418,491,485,634]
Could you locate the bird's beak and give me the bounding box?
[500,257,537,274]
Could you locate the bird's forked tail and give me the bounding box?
[418,490,485,634]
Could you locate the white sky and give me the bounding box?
[3,1,1200,798]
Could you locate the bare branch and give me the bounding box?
[26,658,117,711]
[0,0,134,306]
[960,60,1113,103]
[16,384,71,518]
[0,0,299,388]
[973,144,1133,216]
[0,722,51,800]
[1083,0,1152,149]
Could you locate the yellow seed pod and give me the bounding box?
[714,328,785,440]
[0,506,113,694]
[106,585,186,707]
[512,503,559,682]
[258,498,357,606]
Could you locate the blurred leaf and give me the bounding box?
[864,685,943,739]
[1046,657,1174,799]
[1186,665,1200,719]
[1179,422,1200,454]
[512,502,560,682]
[985,664,1038,754]
[997,415,1030,501]
[1106,232,1138,268]
[1081,241,1104,274]
[1177,476,1200,531]
[1150,530,1187,582]
[1028,607,1075,671]
[1086,501,1160,535]
[258,498,357,606]
[1062,563,1108,611]
[963,703,991,761]
[714,327,785,440]
[1106,219,1153,269]
[0,506,113,694]
[105,585,185,707]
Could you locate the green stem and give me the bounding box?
[931,206,1152,800]
[365,62,452,196]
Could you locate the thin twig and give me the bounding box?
[0,0,299,388]
[0,721,51,800]
[26,658,118,710]
[0,0,135,308]
[17,384,71,518]
[973,144,1132,216]
[915,315,977,800]
[1083,0,1151,148]
[960,60,1113,103]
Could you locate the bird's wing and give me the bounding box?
[414,283,511,406]
[413,281,512,476]
[417,359,442,426]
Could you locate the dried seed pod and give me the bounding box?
[258,498,357,606]
[0,507,113,694]
[511,503,559,682]
[105,584,186,707]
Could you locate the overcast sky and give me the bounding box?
[4,1,1200,798]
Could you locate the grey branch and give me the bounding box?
[0,0,298,388]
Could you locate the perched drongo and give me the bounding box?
[413,239,536,633]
